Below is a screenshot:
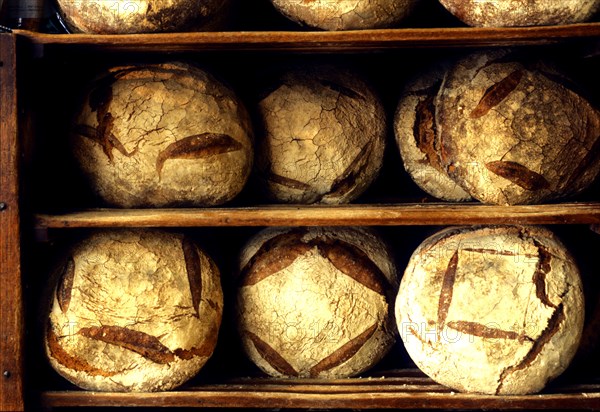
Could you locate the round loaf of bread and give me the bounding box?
[236,227,397,378]
[396,225,584,395]
[394,64,471,202]
[71,62,253,208]
[439,0,600,27]
[256,65,386,204]
[56,0,231,33]
[270,0,419,30]
[44,229,223,392]
[437,49,600,205]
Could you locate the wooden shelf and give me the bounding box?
[14,23,600,53]
[7,19,600,411]
[40,371,600,409]
[34,202,600,228]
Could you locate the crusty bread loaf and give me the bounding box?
[236,227,397,378]
[394,63,471,201]
[56,0,231,33]
[439,0,600,27]
[270,0,419,30]
[45,229,223,392]
[396,225,584,395]
[71,62,253,208]
[436,49,600,205]
[256,65,386,204]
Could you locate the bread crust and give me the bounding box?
[271,0,419,30]
[396,225,584,395]
[56,0,230,33]
[72,62,254,208]
[436,50,600,205]
[45,229,223,392]
[257,65,386,204]
[237,227,397,378]
[394,63,472,201]
[439,0,600,27]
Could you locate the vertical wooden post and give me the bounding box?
[0,33,24,411]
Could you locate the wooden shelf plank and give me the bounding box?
[15,23,600,52]
[37,369,600,409]
[35,203,600,228]
[41,385,600,409]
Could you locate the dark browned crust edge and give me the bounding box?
[437,250,458,338]
[485,161,550,191]
[470,69,524,119]
[182,236,203,317]
[309,323,378,377]
[156,133,243,178]
[245,330,299,377]
[56,257,75,314]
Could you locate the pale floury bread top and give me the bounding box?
[71,62,254,208]
[396,225,584,395]
[237,227,397,378]
[436,49,600,205]
[56,0,231,33]
[45,229,223,392]
[394,62,472,202]
[257,65,386,204]
[270,0,420,30]
[439,0,600,27]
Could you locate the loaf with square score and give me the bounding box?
[236,227,397,378]
[396,225,584,395]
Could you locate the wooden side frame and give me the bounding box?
[0,33,24,412]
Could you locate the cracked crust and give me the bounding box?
[237,227,397,378]
[436,49,600,205]
[396,225,584,395]
[439,0,600,27]
[72,62,254,208]
[394,64,472,202]
[257,65,386,204]
[56,0,231,33]
[44,229,223,392]
[270,0,419,30]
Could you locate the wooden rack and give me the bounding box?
[2,22,600,410]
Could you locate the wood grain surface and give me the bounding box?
[41,369,600,409]
[35,203,600,228]
[7,23,600,410]
[0,33,24,412]
[14,23,600,53]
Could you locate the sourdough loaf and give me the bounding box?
[71,62,253,208]
[56,0,231,33]
[237,227,397,378]
[396,225,584,395]
[45,229,223,392]
[270,0,419,30]
[256,65,386,204]
[436,50,600,205]
[439,0,599,27]
[394,63,472,201]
